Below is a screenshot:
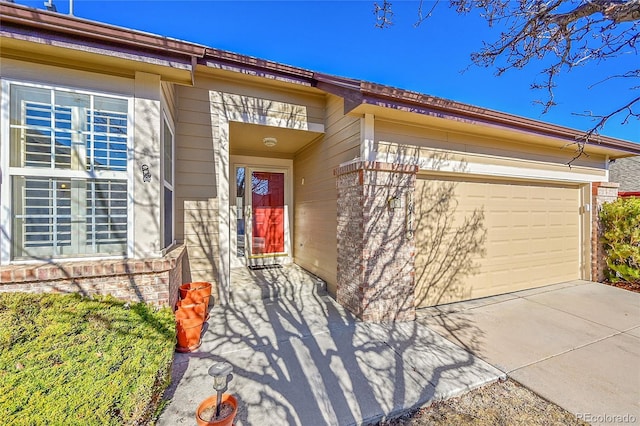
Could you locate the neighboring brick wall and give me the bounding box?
[336,161,417,322]
[0,245,186,307]
[591,182,619,282]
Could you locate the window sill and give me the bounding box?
[1,245,185,284]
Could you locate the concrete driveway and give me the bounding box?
[418,280,640,425]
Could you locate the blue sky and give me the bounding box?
[16,0,639,142]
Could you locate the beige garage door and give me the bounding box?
[414,176,580,307]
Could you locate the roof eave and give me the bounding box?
[0,3,206,58]
[347,81,640,158]
[2,3,638,157]
[199,48,317,88]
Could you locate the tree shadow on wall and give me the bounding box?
[350,148,488,313]
[183,204,220,302]
[217,91,307,131]
[374,150,489,360]
[413,175,487,307]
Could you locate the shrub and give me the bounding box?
[600,197,640,283]
[0,293,175,425]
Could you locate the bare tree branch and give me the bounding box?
[589,69,640,88]
[415,0,441,27]
[565,95,640,165]
[373,0,394,29]
[575,95,640,134]
[375,0,639,162]
[602,0,640,22]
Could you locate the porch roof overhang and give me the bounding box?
[229,122,324,158]
[314,74,640,160]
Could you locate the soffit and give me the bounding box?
[229,122,323,157]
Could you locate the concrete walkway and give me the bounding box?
[158,266,503,425]
[419,280,640,425]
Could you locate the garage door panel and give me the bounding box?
[491,241,518,257]
[415,177,580,308]
[549,212,568,225]
[531,212,550,226]
[481,253,574,270]
[500,240,530,256]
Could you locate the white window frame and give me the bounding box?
[161,110,175,252]
[0,79,135,265]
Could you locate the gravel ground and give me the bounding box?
[377,379,588,426]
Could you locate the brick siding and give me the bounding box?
[335,161,417,322]
[0,245,186,307]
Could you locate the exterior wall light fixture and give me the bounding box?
[388,196,402,210]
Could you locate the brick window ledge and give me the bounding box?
[2,250,182,283]
[0,245,186,307]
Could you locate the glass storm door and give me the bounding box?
[231,165,290,268]
[249,171,285,256]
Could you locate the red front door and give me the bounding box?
[251,171,285,255]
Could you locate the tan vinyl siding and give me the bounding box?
[414,176,581,307]
[175,84,220,284]
[294,95,361,295]
[194,75,325,129]
[174,76,326,286]
[375,119,608,172]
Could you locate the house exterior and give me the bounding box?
[1,3,639,321]
[610,156,640,197]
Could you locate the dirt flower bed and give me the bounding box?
[377,379,587,426]
[602,280,640,293]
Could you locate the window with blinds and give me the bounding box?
[90,109,128,172]
[86,180,128,252]
[9,84,130,259]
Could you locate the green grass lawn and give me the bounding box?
[0,292,175,425]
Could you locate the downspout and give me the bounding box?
[191,55,198,87]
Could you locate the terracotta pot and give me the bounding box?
[175,317,203,353]
[176,299,208,322]
[196,394,237,426]
[180,282,212,306]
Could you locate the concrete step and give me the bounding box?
[229,264,327,306]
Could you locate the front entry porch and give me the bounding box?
[158,262,502,425]
[229,264,326,306]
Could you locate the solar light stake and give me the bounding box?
[208,362,233,418]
